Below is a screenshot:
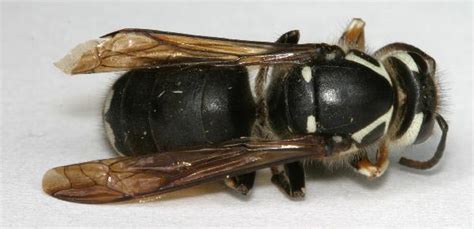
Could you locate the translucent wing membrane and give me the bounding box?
[55,29,337,74]
[42,137,330,204]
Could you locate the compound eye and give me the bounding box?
[414,111,435,144]
[407,52,438,145]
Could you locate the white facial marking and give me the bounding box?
[306,115,317,133]
[302,66,312,83]
[394,112,424,147]
[352,106,394,143]
[392,51,419,73]
[345,52,392,85]
[172,90,183,94]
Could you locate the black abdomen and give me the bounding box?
[104,66,256,156]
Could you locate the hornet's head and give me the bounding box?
[375,43,448,169]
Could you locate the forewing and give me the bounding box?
[55,29,322,74]
[42,137,330,204]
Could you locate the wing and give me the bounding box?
[55,28,336,75]
[42,136,331,204]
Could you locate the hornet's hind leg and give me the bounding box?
[224,30,300,196]
[271,30,307,198]
[271,161,306,198]
[338,18,366,51]
[224,172,256,195]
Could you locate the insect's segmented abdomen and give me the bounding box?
[104,66,256,156]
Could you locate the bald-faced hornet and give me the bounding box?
[43,18,448,204]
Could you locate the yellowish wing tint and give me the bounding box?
[42,149,317,204]
[42,136,331,204]
[55,29,323,75]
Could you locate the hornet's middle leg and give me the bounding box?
[224,30,301,196]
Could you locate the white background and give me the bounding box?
[1,1,472,228]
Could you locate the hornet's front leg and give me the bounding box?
[338,18,366,51]
[351,143,390,179]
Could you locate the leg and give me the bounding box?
[224,30,301,195]
[268,31,305,197]
[254,30,299,100]
[276,30,300,44]
[351,143,390,179]
[338,18,366,51]
[399,114,448,169]
[271,161,306,198]
[224,172,256,195]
